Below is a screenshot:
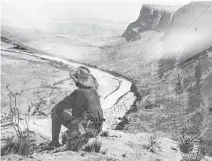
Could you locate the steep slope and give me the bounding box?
[119,2,212,155]
[157,5,212,144]
[123,5,180,42]
[101,2,212,155]
[159,1,212,72]
[179,47,212,141]
[2,1,212,157]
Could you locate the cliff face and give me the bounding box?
[170,46,212,136]
[157,2,212,153]
[168,47,212,154]
[158,2,212,106]
[120,2,212,154]
[180,47,212,142]
[159,1,212,70]
[123,5,179,42]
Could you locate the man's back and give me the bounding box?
[72,87,103,122]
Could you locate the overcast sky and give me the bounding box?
[2,0,212,24]
[2,0,210,5]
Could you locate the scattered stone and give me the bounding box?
[122,153,126,157]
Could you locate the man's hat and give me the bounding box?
[69,66,98,88]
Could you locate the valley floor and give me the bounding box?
[1,36,212,160]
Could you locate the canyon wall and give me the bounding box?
[123,5,179,42]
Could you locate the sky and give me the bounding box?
[2,0,212,28]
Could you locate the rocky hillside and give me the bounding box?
[181,46,212,139]
[96,2,212,155]
[159,1,212,72]
[119,2,212,155]
[123,4,180,42]
[160,46,212,155]
[1,39,184,161]
[157,3,212,145]
[2,1,212,159]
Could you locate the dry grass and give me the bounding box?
[143,135,161,153]
[1,86,41,156]
[67,132,93,151]
[100,130,109,137]
[82,138,102,153]
[1,130,37,156]
[61,131,69,146]
[179,134,207,161]
[179,134,196,154]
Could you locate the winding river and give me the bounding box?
[1,40,135,140]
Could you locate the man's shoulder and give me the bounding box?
[76,88,98,96]
[77,87,96,92]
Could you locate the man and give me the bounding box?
[49,66,104,148]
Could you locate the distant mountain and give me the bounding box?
[123,4,180,42]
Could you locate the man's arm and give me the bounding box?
[51,91,77,115]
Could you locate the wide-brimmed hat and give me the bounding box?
[69,66,98,88]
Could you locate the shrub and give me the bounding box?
[61,131,68,145]
[1,130,37,156]
[179,134,207,161]
[1,85,41,156]
[154,159,162,161]
[100,130,109,137]
[122,153,126,157]
[68,132,93,151]
[101,149,107,155]
[179,134,197,154]
[143,135,161,153]
[83,138,102,153]
[182,152,205,161]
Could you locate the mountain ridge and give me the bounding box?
[123,4,180,42]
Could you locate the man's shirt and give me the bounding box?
[53,87,103,122]
[73,88,103,122]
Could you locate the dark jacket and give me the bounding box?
[72,87,103,122]
[52,86,103,123]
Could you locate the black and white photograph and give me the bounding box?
[1,0,212,160]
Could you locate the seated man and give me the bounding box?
[49,66,104,148]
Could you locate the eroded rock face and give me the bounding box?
[159,2,212,74]
[178,48,212,156]
[167,47,212,141]
[156,2,212,142]
[157,3,212,141]
[123,5,179,42]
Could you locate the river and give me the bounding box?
[1,39,136,140]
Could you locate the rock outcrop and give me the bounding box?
[121,2,212,155]
[157,2,212,155]
[123,5,180,42]
[172,46,212,138]
[165,46,212,155]
[159,2,212,72]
